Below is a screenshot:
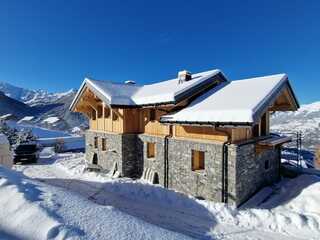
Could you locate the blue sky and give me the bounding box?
[0,0,319,104]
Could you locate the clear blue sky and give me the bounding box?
[0,0,319,104]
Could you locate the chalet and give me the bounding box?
[70,69,299,206]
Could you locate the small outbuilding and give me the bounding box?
[0,134,12,168]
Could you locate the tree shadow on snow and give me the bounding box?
[0,228,21,240]
[40,177,218,239]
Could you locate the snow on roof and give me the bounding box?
[0,134,9,144]
[71,69,223,108]
[161,74,293,124]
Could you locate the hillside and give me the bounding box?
[0,91,33,118]
[271,101,320,151]
[0,82,88,132]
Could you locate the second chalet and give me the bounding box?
[70,69,299,206]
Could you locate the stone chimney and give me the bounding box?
[178,70,192,84]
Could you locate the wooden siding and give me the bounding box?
[141,109,170,136]
[75,86,272,142]
[174,126,229,142]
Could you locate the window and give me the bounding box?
[149,109,156,121]
[147,142,156,158]
[97,105,103,118]
[102,138,106,151]
[104,107,110,118]
[91,108,96,120]
[265,159,270,170]
[192,150,205,171]
[94,137,98,149]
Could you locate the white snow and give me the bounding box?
[161,74,290,123]
[0,134,9,144]
[0,114,13,120]
[18,116,34,123]
[6,150,320,240]
[0,161,191,239]
[42,117,60,124]
[7,120,70,138]
[71,126,82,133]
[71,69,221,107]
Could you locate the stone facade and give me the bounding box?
[85,131,142,178]
[234,143,281,205]
[86,130,281,206]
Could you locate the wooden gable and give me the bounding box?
[269,85,299,112]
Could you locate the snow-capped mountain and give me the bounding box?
[0,81,75,106]
[0,91,33,118]
[271,101,320,151]
[0,81,88,132]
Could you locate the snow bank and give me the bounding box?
[55,154,320,239]
[0,167,80,240]
[0,166,192,240]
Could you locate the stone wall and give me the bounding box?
[85,131,142,178]
[85,131,280,206]
[137,135,165,185]
[234,143,280,206]
[167,138,226,202]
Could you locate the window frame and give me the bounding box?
[101,138,107,151]
[147,142,156,159]
[94,137,98,149]
[191,150,205,171]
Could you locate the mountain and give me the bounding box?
[0,82,75,106]
[271,101,320,151]
[32,91,88,131]
[0,91,34,118]
[0,82,88,132]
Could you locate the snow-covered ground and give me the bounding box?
[7,120,70,138]
[42,117,60,124]
[0,148,317,239]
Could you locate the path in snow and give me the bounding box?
[13,153,302,240]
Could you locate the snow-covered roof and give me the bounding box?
[70,69,225,109]
[161,74,299,125]
[0,134,9,145]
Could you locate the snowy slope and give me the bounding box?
[271,101,320,150]
[9,151,320,240]
[0,91,33,118]
[0,166,189,240]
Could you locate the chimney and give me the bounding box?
[124,80,136,85]
[178,70,192,84]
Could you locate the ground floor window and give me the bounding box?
[102,138,106,151]
[94,137,98,149]
[192,150,205,171]
[265,159,270,170]
[147,142,156,158]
